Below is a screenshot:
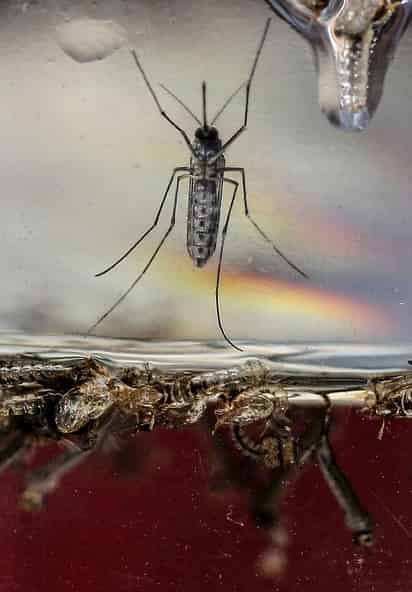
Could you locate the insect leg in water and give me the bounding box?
[216,388,373,545]
[317,428,373,546]
[0,431,28,475]
[20,404,124,510]
[304,394,373,545]
[21,447,89,511]
[88,173,190,333]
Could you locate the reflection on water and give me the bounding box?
[0,334,411,591]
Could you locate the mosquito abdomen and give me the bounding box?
[187,177,223,267]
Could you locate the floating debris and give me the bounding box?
[0,353,405,546]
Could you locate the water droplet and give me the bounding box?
[55,18,126,63]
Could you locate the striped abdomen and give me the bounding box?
[186,174,224,267]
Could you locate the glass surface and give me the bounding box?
[0,0,412,591]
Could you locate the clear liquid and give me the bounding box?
[1,0,412,590]
[1,332,411,373]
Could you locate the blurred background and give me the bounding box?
[0,0,411,343]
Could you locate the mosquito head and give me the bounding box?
[195,126,218,141]
[194,126,221,157]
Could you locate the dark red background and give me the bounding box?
[0,410,410,592]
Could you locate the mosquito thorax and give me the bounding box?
[193,126,222,159]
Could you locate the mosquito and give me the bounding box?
[88,18,308,350]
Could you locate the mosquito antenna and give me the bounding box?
[202,81,208,129]
[215,183,243,352]
[130,49,196,156]
[159,83,202,125]
[211,81,246,126]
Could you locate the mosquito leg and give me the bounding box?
[251,408,327,529]
[95,167,190,277]
[0,432,28,475]
[317,431,373,546]
[225,167,308,278]
[208,18,271,163]
[130,50,196,157]
[305,393,372,545]
[216,178,241,352]
[88,174,190,333]
[201,415,286,568]
[20,410,124,510]
[20,446,91,511]
[210,418,287,532]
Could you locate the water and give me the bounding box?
[1,332,411,371]
[2,1,412,590]
[0,333,411,591]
